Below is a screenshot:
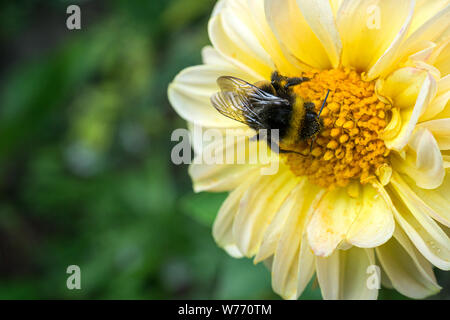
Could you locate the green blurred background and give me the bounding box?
[0,0,447,299]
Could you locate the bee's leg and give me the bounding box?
[284,76,310,89]
[279,148,306,156]
[310,137,316,153]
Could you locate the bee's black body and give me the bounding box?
[211,71,329,154]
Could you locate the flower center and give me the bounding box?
[281,68,391,188]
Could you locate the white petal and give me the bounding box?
[315,249,340,300]
[376,182,450,270]
[391,128,445,189]
[307,187,359,257]
[391,171,450,227]
[316,248,378,300]
[296,235,316,297]
[169,64,259,127]
[212,172,259,252]
[208,7,272,79]
[376,227,441,299]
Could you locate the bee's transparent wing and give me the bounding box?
[210,76,289,129]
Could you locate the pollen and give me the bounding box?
[282,68,391,188]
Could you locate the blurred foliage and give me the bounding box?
[0,0,446,300]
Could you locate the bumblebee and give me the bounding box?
[211,71,330,154]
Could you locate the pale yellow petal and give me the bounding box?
[390,172,450,227]
[431,38,450,76]
[296,235,316,297]
[189,135,263,192]
[391,128,445,189]
[346,184,395,248]
[232,168,299,257]
[208,12,271,79]
[271,182,323,299]
[316,248,378,300]
[337,0,414,79]
[420,74,450,120]
[307,187,359,257]
[376,227,441,299]
[418,119,450,149]
[212,171,259,253]
[264,0,334,70]
[382,71,436,151]
[408,0,450,37]
[315,249,340,300]
[168,64,259,127]
[244,0,298,75]
[329,0,344,16]
[376,183,450,270]
[396,4,450,68]
[254,179,312,263]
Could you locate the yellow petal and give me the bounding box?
[316,248,378,300]
[232,168,299,257]
[380,67,428,109]
[397,4,450,67]
[264,0,335,70]
[168,64,259,127]
[382,71,436,151]
[408,0,450,37]
[337,0,414,79]
[391,128,445,189]
[391,171,450,227]
[208,11,271,79]
[376,227,441,299]
[295,0,342,69]
[431,38,450,76]
[346,184,395,248]
[377,183,450,270]
[243,0,297,75]
[271,182,323,299]
[189,135,263,192]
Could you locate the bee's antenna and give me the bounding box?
[318,89,331,117]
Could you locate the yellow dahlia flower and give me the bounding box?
[168,0,450,299]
